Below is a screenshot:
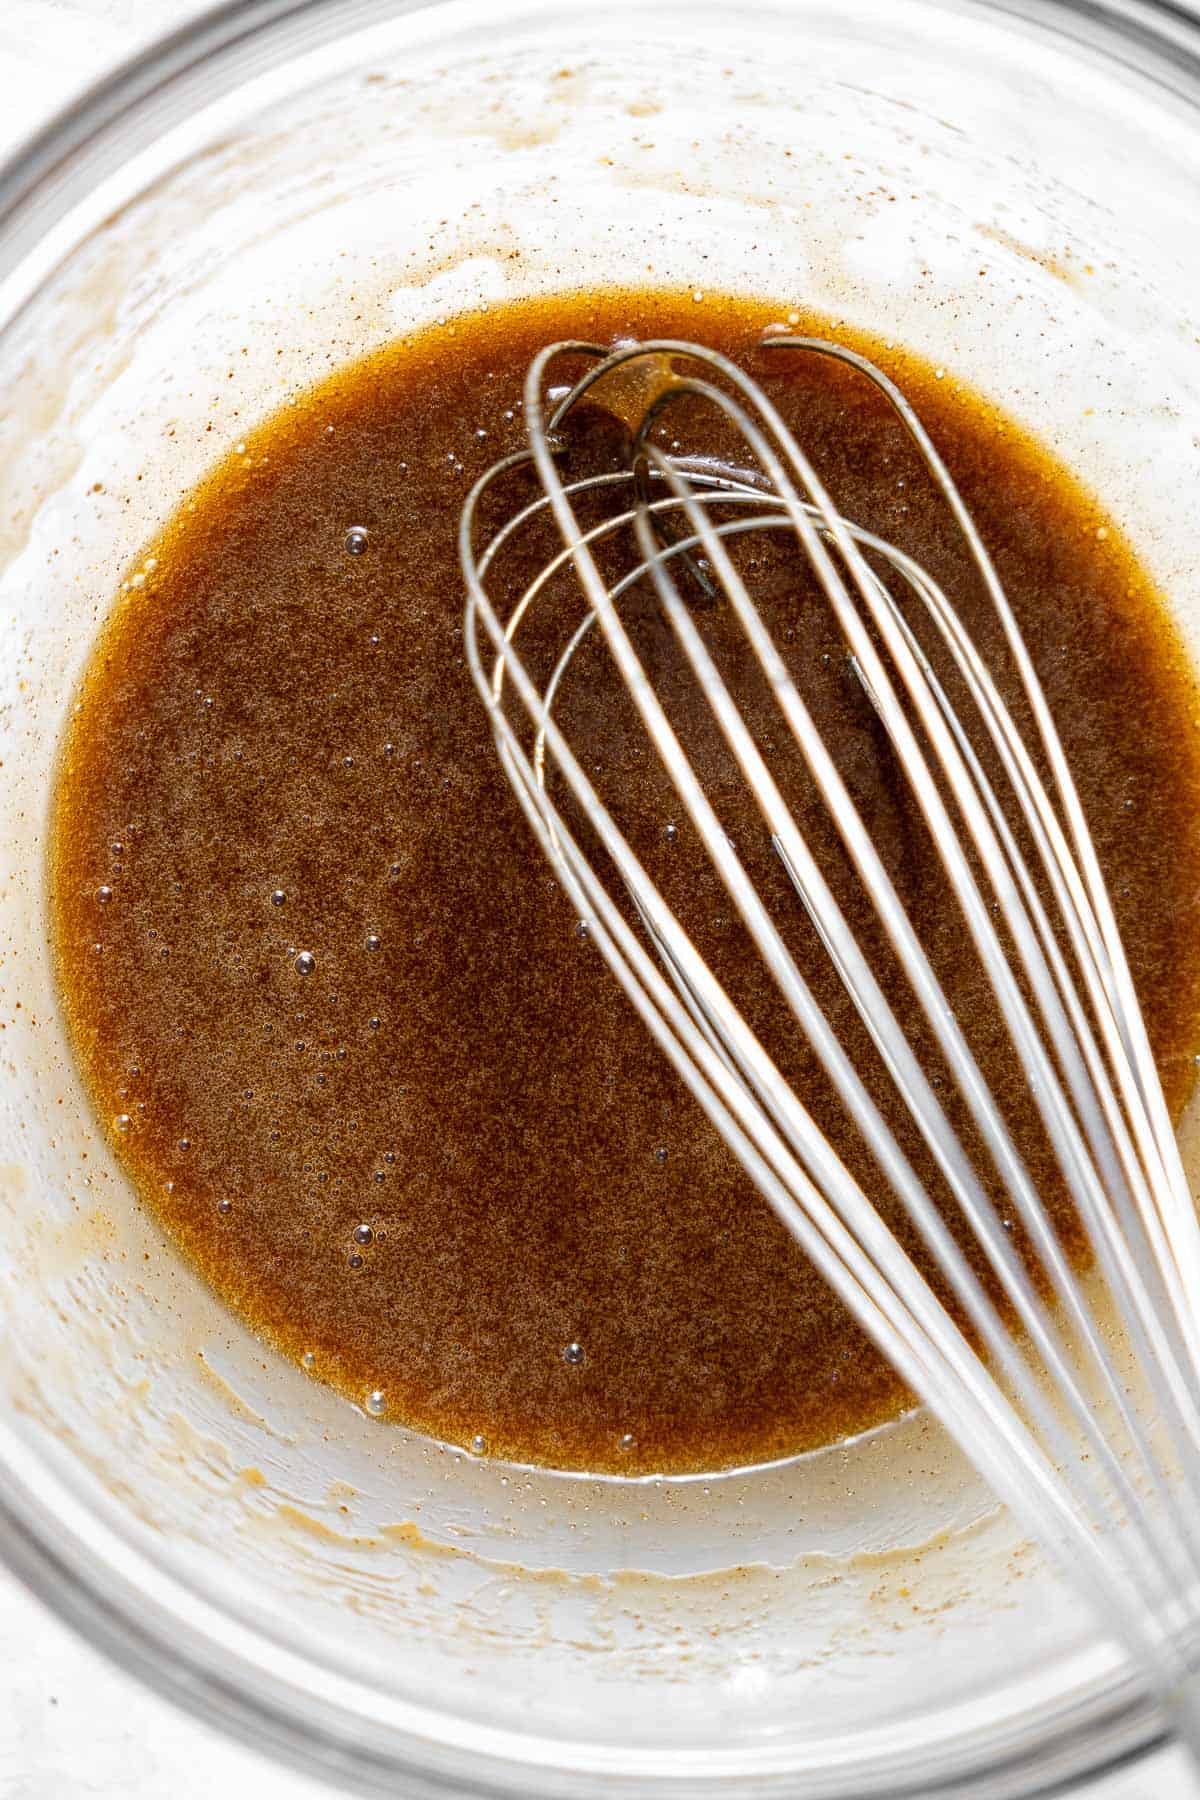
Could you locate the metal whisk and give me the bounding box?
[460,331,1200,1747]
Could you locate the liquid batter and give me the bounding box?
[50,289,1200,1473]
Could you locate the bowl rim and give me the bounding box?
[2,0,1200,1793]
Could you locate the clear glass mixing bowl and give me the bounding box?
[1,0,1199,1793]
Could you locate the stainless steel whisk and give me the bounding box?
[460,331,1200,1746]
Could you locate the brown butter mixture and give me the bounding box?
[50,289,1200,1473]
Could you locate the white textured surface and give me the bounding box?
[0,4,1196,1797]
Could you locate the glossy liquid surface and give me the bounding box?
[51,290,1200,1473]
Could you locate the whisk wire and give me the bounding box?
[468,492,1194,1687]
[461,332,1200,1732]
[779,337,1200,1337]
[623,413,1200,1548]
[624,356,1200,1478]
[629,455,1200,1609]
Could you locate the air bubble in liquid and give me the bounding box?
[114,1113,132,1133]
[563,1341,585,1367]
[96,885,113,906]
[365,1389,386,1416]
[470,1433,487,1455]
[301,1351,315,1371]
[353,1223,373,1245]
[365,933,382,953]
[344,526,369,556]
[217,1198,232,1216]
[294,951,316,976]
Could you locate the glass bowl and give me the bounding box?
[1,1,1199,1793]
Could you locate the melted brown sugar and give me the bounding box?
[50,290,1200,1473]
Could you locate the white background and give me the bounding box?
[0,3,1196,1795]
